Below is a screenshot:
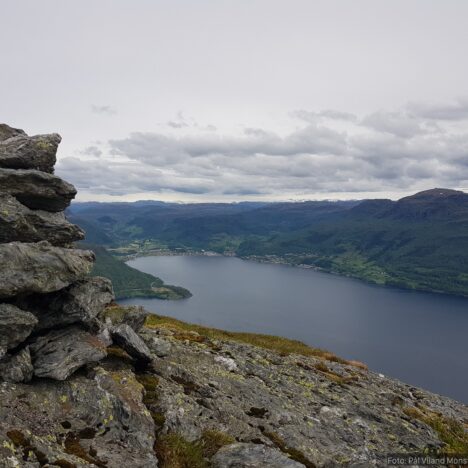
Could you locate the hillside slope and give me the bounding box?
[70,189,468,296]
[85,243,191,300]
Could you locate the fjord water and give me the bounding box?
[121,255,468,403]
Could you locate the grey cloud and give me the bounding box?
[91,105,117,116]
[407,98,468,120]
[361,111,425,138]
[80,146,102,157]
[292,109,357,123]
[61,104,468,198]
[167,121,189,128]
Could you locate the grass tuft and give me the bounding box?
[199,430,235,458]
[145,313,365,368]
[403,405,468,454]
[155,433,207,468]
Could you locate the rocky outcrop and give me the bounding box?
[0,348,33,383]
[0,168,77,211]
[110,324,153,363]
[0,123,466,467]
[30,326,108,380]
[0,241,94,298]
[0,128,60,173]
[0,193,84,245]
[0,126,114,379]
[0,304,37,357]
[212,443,305,468]
[18,277,114,330]
[0,124,159,466]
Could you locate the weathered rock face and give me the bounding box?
[30,326,108,380]
[0,347,33,383]
[0,304,37,357]
[0,123,25,142]
[0,241,94,298]
[0,125,113,386]
[18,277,114,331]
[0,132,60,173]
[0,194,84,245]
[111,323,153,363]
[0,366,157,466]
[0,168,76,211]
[212,443,305,468]
[0,124,160,466]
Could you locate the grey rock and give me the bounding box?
[0,347,34,383]
[212,443,305,468]
[101,304,149,332]
[30,326,107,380]
[151,337,171,357]
[0,168,76,211]
[111,324,153,363]
[18,277,114,331]
[0,123,26,142]
[0,132,61,173]
[141,323,467,467]
[0,241,94,299]
[0,304,38,355]
[0,193,84,246]
[0,366,158,466]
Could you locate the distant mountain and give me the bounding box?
[70,189,468,296]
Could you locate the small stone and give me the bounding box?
[0,304,38,353]
[0,348,33,383]
[111,324,153,363]
[214,356,238,372]
[151,337,171,357]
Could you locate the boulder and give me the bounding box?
[0,123,26,142]
[101,305,149,332]
[30,326,107,380]
[0,168,77,211]
[0,193,84,245]
[111,324,153,363]
[0,133,60,173]
[0,241,94,299]
[212,443,306,468]
[0,304,38,356]
[0,347,34,383]
[19,277,114,331]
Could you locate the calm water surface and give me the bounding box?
[121,255,468,403]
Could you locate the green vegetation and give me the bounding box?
[70,189,468,297]
[144,311,367,369]
[84,244,191,300]
[155,433,207,468]
[403,405,468,454]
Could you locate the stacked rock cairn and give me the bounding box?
[0,123,152,383]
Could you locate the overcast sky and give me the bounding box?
[2,0,468,202]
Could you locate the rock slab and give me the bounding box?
[0,132,61,173]
[0,241,94,298]
[0,303,38,356]
[0,168,77,211]
[30,326,107,380]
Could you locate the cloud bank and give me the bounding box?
[57,99,468,200]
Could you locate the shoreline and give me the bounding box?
[119,248,468,300]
